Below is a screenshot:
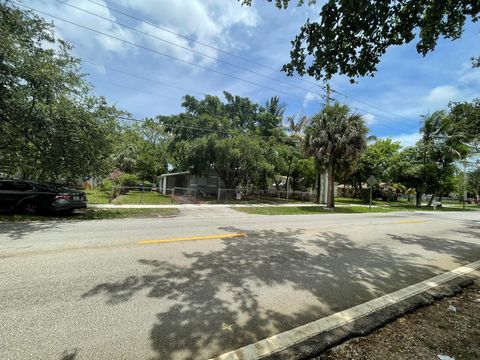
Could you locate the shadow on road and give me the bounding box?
[0,220,62,241]
[80,224,480,360]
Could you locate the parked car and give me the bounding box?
[0,180,87,215]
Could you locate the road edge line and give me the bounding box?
[211,260,480,360]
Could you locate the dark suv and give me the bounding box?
[0,180,87,215]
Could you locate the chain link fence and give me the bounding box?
[216,188,313,204]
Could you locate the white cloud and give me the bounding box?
[423,85,462,109]
[25,0,136,56]
[113,0,258,58]
[362,113,376,125]
[388,132,421,147]
[458,68,480,85]
[303,92,322,107]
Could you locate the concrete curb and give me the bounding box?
[211,261,480,360]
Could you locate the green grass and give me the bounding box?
[0,208,180,222]
[235,203,479,215]
[200,195,301,204]
[112,191,176,205]
[85,189,111,204]
[335,197,376,205]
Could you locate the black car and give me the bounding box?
[0,180,87,215]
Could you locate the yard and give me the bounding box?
[85,189,176,205]
[112,190,176,205]
[235,202,480,215]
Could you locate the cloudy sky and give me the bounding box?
[19,0,480,146]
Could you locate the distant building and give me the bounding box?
[158,171,224,195]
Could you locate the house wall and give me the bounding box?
[189,174,224,195]
[160,172,224,195]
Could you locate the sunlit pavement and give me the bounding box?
[1,210,479,359]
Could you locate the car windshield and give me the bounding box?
[31,183,63,192]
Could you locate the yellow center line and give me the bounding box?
[138,233,247,245]
[393,219,429,224]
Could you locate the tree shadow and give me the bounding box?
[0,220,62,241]
[455,219,480,240]
[387,229,480,265]
[60,348,78,360]
[81,227,479,359]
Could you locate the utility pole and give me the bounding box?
[463,161,467,209]
[325,83,331,107]
[323,82,332,206]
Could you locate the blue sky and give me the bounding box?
[22,0,480,146]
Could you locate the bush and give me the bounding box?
[99,179,114,192]
[116,173,140,187]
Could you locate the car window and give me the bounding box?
[13,182,33,191]
[0,181,16,190]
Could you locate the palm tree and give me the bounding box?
[420,111,470,206]
[305,103,368,208]
[286,114,308,140]
[265,96,286,120]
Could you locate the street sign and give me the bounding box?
[366,175,377,209]
[366,175,377,187]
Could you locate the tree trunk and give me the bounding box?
[416,191,423,207]
[427,190,436,207]
[352,181,359,199]
[327,162,335,208]
[315,170,321,204]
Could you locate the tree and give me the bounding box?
[391,111,471,207]
[419,111,470,205]
[305,103,367,207]
[348,138,401,197]
[164,92,280,192]
[264,96,286,120]
[241,1,480,81]
[448,98,480,147]
[111,119,170,182]
[390,146,427,207]
[0,3,121,182]
[467,166,480,196]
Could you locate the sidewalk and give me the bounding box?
[88,203,379,209]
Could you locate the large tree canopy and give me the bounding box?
[0,2,121,182]
[163,92,288,191]
[241,0,480,81]
[305,102,368,207]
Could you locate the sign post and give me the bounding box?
[366,175,378,209]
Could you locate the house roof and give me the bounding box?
[159,171,190,178]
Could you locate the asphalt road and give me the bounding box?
[1,209,479,360]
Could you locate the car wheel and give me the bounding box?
[22,201,39,215]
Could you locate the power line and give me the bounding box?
[89,61,411,134]
[55,0,325,97]
[84,0,326,90]
[92,79,181,103]
[16,2,311,103]
[82,59,207,97]
[116,116,287,140]
[82,0,420,123]
[15,2,416,134]
[331,89,413,123]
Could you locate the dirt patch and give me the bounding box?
[316,280,480,360]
